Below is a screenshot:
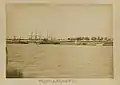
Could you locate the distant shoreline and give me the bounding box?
[6,38,113,46]
[6,43,113,46]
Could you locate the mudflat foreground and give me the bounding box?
[7,44,113,78]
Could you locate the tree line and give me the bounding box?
[67,36,113,41]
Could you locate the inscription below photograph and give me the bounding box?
[6,4,113,78]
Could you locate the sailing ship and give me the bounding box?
[29,31,60,44]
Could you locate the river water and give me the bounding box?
[7,44,113,78]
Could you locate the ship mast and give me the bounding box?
[35,32,37,40]
[30,32,33,40]
[13,36,16,40]
[47,30,48,39]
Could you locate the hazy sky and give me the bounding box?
[6,4,113,39]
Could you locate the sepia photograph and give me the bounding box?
[6,3,113,78]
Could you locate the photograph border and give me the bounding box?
[0,0,119,85]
